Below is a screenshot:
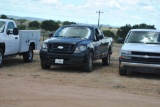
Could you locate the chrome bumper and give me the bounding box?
[120,62,160,73]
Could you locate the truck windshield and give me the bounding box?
[54,26,91,39]
[126,31,160,44]
[0,21,6,33]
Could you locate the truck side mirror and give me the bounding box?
[97,34,103,40]
[7,30,11,35]
[13,28,19,35]
[117,38,124,43]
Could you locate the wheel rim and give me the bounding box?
[89,56,92,69]
[107,54,110,64]
[29,50,33,60]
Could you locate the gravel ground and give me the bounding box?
[0,43,160,107]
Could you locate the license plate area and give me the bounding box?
[55,59,64,64]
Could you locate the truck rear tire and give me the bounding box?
[23,46,33,62]
[102,53,110,66]
[84,53,93,72]
[41,62,51,69]
[0,49,4,68]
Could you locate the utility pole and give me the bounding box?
[96,10,103,27]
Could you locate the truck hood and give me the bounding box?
[44,37,90,44]
[122,43,160,53]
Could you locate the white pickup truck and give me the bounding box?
[119,29,160,76]
[0,19,40,67]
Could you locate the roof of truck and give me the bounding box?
[61,25,100,29]
[0,19,15,23]
[130,29,160,32]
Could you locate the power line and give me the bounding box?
[96,10,103,27]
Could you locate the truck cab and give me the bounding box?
[0,19,19,55]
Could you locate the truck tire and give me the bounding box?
[84,53,93,72]
[102,53,110,66]
[23,46,33,62]
[119,68,127,76]
[41,62,51,69]
[0,49,4,68]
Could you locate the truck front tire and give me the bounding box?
[84,53,93,72]
[23,46,33,62]
[41,62,51,69]
[119,67,127,76]
[0,49,4,68]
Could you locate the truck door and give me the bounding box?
[97,29,108,56]
[92,28,102,59]
[5,22,19,55]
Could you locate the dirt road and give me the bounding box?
[0,44,160,107]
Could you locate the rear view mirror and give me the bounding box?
[97,35,103,40]
[13,28,19,35]
[117,38,124,43]
[7,28,19,35]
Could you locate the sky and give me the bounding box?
[0,0,160,29]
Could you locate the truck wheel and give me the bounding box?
[102,53,110,66]
[41,62,51,69]
[84,53,93,72]
[0,49,4,68]
[23,46,33,62]
[119,67,127,76]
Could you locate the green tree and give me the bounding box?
[117,23,156,39]
[117,24,132,39]
[28,20,40,28]
[103,30,115,38]
[132,23,155,29]
[41,20,59,31]
[17,19,27,26]
[17,25,26,30]
[63,21,76,25]
[0,14,8,19]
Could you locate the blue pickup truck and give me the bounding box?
[39,25,113,72]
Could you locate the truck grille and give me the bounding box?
[132,51,160,56]
[48,43,76,54]
[131,51,160,64]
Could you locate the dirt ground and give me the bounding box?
[0,44,160,107]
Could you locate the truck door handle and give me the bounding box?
[15,37,18,39]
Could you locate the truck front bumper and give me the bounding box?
[39,50,88,67]
[119,61,160,73]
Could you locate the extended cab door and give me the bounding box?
[5,22,19,55]
[97,29,109,58]
[92,28,103,59]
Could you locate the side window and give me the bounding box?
[97,28,104,40]
[98,29,102,35]
[7,22,15,31]
[94,29,99,40]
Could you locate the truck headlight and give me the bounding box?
[41,42,48,50]
[74,45,87,53]
[120,50,131,59]
[121,50,131,54]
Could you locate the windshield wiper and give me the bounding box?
[128,41,143,43]
[145,42,160,44]
[67,36,80,38]
[54,36,65,38]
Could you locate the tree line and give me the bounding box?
[0,14,76,31]
[1,14,156,41]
